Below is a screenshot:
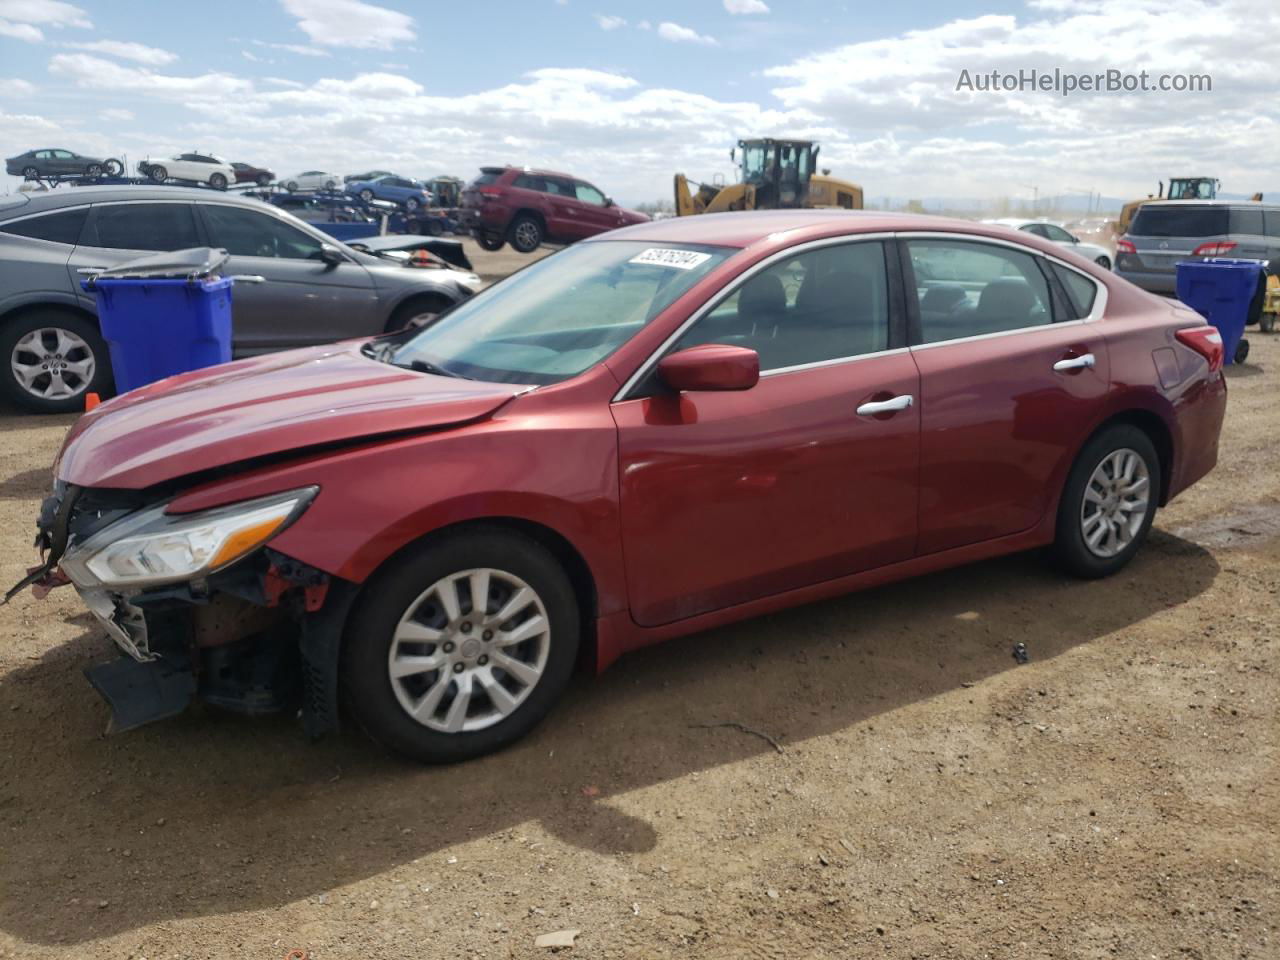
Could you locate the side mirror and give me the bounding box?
[658,344,759,392]
[1070,234,1081,244]
[604,196,615,207]
[319,243,344,266]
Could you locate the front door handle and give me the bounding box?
[1053,353,1096,372]
[856,394,914,416]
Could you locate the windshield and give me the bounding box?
[388,240,734,385]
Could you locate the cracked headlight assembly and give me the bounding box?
[61,487,318,590]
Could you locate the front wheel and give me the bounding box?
[475,233,505,252]
[1052,424,1160,578]
[0,310,112,413]
[209,173,227,189]
[1095,255,1112,271]
[359,189,374,202]
[148,165,168,183]
[285,180,298,192]
[405,197,420,212]
[324,179,336,190]
[84,163,102,178]
[341,529,580,763]
[103,158,123,177]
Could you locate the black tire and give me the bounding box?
[324,179,336,190]
[103,158,123,177]
[0,310,112,414]
[506,213,544,254]
[423,218,444,237]
[209,172,227,189]
[1234,339,1250,364]
[148,165,167,183]
[341,528,580,763]
[85,163,102,178]
[475,233,505,252]
[285,180,298,192]
[21,166,39,180]
[1261,314,1276,333]
[1052,424,1160,579]
[359,188,374,202]
[405,197,420,212]
[256,173,271,186]
[386,293,454,332]
[1095,255,1112,271]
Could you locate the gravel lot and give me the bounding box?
[0,255,1275,959]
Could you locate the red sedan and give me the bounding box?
[28,210,1227,762]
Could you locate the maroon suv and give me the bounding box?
[460,165,649,253]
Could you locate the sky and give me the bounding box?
[1,0,1277,207]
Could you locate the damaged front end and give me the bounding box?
[15,482,357,738]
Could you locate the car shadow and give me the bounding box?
[0,529,1217,945]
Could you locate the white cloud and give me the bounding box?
[48,54,253,99]
[0,18,41,40]
[279,0,414,50]
[0,77,36,96]
[724,0,769,13]
[242,50,262,62]
[65,40,177,65]
[101,107,134,121]
[657,21,718,45]
[252,39,330,57]
[0,0,90,28]
[594,13,625,30]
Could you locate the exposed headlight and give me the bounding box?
[61,487,318,590]
[455,272,482,291]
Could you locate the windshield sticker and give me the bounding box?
[629,248,713,270]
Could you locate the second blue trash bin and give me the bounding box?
[81,248,235,393]
[1174,257,1260,365]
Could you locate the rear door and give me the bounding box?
[904,235,1111,554]
[196,202,380,352]
[0,205,90,311]
[70,200,205,313]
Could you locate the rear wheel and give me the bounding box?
[256,173,271,186]
[21,166,39,180]
[0,310,111,413]
[475,233,505,252]
[507,214,543,254]
[148,165,168,183]
[1052,424,1160,578]
[359,188,374,202]
[341,529,580,763]
[103,158,123,177]
[84,163,102,178]
[405,197,420,212]
[209,172,227,189]
[1094,255,1112,271]
[324,179,336,190]
[285,180,298,192]
[421,219,444,237]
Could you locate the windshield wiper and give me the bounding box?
[402,358,469,379]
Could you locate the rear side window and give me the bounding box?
[86,203,201,251]
[512,174,545,191]
[1051,263,1098,318]
[0,208,88,245]
[908,239,1053,343]
[471,171,502,187]
[1230,207,1264,235]
[1130,205,1228,238]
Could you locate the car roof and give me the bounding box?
[0,185,267,218]
[487,164,580,181]
[590,209,1038,249]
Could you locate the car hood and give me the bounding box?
[56,342,528,490]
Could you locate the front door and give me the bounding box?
[613,238,920,626]
[196,202,379,352]
[903,236,1112,554]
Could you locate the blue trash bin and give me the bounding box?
[1175,257,1260,365]
[81,275,234,393]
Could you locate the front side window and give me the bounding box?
[87,203,200,251]
[908,239,1053,343]
[388,240,733,385]
[673,240,890,371]
[202,205,325,260]
[575,182,606,206]
[1042,224,1076,243]
[0,208,88,245]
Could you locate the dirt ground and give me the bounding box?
[0,263,1276,959]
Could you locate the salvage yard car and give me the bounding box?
[6,147,124,181]
[460,165,649,252]
[346,174,432,211]
[137,153,237,188]
[21,210,1227,763]
[0,186,481,412]
[983,218,1115,270]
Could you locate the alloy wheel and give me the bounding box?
[514,220,540,250]
[387,567,551,733]
[10,327,96,401]
[1080,448,1150,558]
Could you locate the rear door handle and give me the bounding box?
[856,394,914,416]
[1053,353,1095,372]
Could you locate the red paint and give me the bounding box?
[657,344,760,392]
[53,211,1227,673]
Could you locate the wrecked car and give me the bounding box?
[17,211,1226,763]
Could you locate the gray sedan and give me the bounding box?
[0,186,481,412]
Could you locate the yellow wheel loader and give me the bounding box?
[674,138,863,216]
[1117,177,1222,235]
